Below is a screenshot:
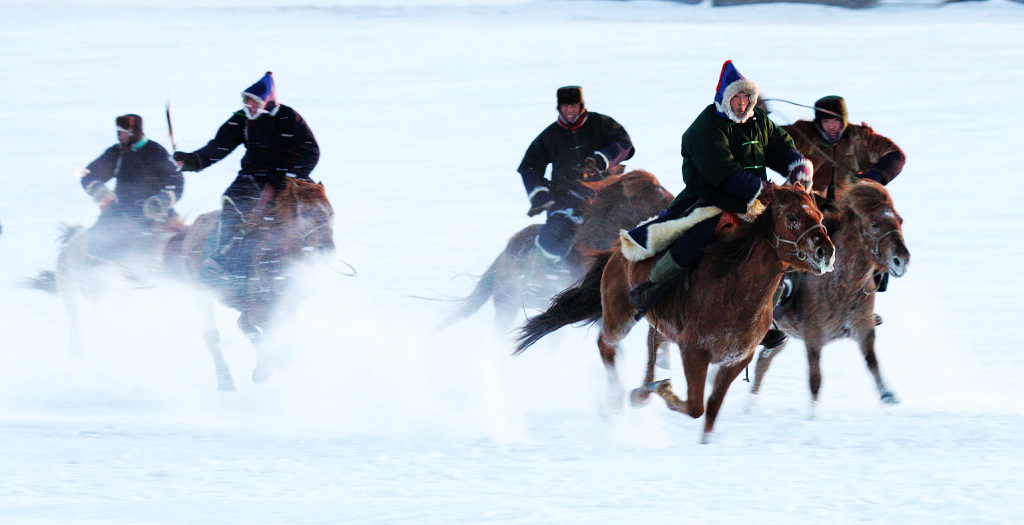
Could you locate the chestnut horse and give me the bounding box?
[164,178,334,391]
[751,180,909,408]
[442,169,673,328]
[516,184,835,443]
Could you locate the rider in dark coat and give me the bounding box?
[173,72,320,284]
[517,86,634,277]
[81,114,182,259]
[625,61,812,319]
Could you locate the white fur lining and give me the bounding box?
[527,186,550,199]
[619,205,723,262]
[714,78,759,123]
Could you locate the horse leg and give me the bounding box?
[629,326,666,407]
[238,313,274,384]
[806,342,824,417]
[654,345,708,419]
[702,352,755,443]
[199,298,234,391]
[751,337,788,395]
[858,328,900,405]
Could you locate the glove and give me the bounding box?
[172,151,201,172]
[857,169,885,184]
[580,155,608,181]
[143,190,176,221]
[527,187,555,217]
[787,160,813,192]
[85,181,117,210]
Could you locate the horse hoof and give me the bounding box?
[650,378,672,394]
[218,382,236,392]
[252,367,273,384]
[880,391,900,405]
[629,387,651,407]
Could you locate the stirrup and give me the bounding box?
[760,327,787,350]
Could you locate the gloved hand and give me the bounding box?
[856,169,885,184]
[527,187,555,217]
[172,151,201,172]
[787,160,813,192]
[143,190,176,221]
[580,155,608,181]
[85,181,117,210]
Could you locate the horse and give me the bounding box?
[442,169,673,328]
[750,180,909,408]
[515,184,836,443]
[24,218,184,355]
[163,178,334,391]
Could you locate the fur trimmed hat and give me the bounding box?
[713,60,759,124]
[814,95,848,135]
[242,71,279,117]
[115,114,143,144]
[556,86,584,106]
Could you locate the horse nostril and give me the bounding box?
[815,246,826,260]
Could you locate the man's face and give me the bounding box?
[117,130,132,146]
[243,96,264,119]
[729,92,751,119]
[558,103,583,123]
[821,118,844,141]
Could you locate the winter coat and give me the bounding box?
[81,137,182,217]
[782,120,905,194]
[191,104,319,181]
[517,111,634,197]
[675,105,802,214]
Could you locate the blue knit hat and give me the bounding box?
[713,61,759,123]
[242,71,278,117]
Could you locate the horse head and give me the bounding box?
[265,178,335,262]
[767,184,836,275]
[841,180,909,278]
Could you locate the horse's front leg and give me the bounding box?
[237,313,274,384]
[858,327,899,405]
[805,341,824,418]
[751,336,788,395]
[653,344,708,419]
[199,297,234,391]
[703,351,755,443]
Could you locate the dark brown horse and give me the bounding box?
[516,184,835,443]
[442,169,673,328]
[164,178,335,391]
[751,180,909,408]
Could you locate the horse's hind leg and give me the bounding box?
[630,326,667,407]
[702,351,755,443]
[858,329,899,405]
[199,298,235,391]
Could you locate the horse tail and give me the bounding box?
[514,251,612,354]
[440,255,500,327]
[21,270,58,295]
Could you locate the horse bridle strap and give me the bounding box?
[867,228,901,259]
[773,224,826,261]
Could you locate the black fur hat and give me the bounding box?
[115,114,144,144]
[813,96,848,130]
[556,86,584,106]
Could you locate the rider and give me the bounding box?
[624,60,813,321]
[173,71,320,287]
[81,114,182,259]
[517,86,634,286]
[782,95,905,195]
[782,95,905,327]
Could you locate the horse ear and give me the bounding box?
[317,181,323,187]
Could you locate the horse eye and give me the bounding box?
[786,214,797,224]
[870,222,880,232]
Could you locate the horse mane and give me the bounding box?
[575,170,673,252]
[839,180,891,217]
[241,178,330,237]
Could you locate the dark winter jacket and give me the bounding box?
[81,137,182,217]
[675,105,804,214]
[190,104,319,180]
[517,111,634,197]
[782,120,905,195]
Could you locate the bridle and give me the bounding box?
[772,223,826,261]
[864,227,902,260]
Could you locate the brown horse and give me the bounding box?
[751,180,909,408]
[516,184,835,443]
[442,169,673,328]
[164,178,335,391]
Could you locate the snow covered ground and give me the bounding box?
[1,0,1023,522]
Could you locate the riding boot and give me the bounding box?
[759,321,787,350]
[629,252,685,321]
[523,241,566,300]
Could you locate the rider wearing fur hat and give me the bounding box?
[517,85,634,283]
[625,61,813,319]
[173,72,320,286]
[781,95,905,196]
[81,114,182,259]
